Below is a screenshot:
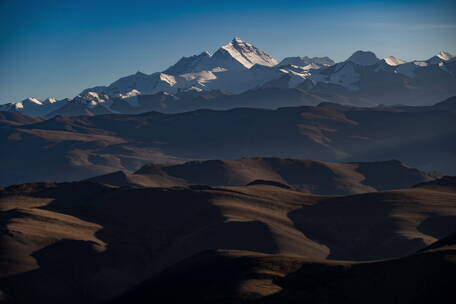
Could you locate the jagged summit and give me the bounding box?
[427,51,455,64]
[232,37,243,43]
[163,51,214,75]
[347,50,381,66]
[215,37,279,69]
[164,37,278,74]
[384,56,406,66]
[3,39,456,117]
[24,97,43,105]
[436,51,454,61]
[279,56,335,67]
[44,97,58,103]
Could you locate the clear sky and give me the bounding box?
[1,0,455,103]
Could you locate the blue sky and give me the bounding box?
[1,0,455,102]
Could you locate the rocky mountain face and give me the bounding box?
[279,56,335,67]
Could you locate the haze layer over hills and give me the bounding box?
[1,96,455,186]
[1,39,456,117]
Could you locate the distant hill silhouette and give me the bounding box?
[87,158,433,195]
[1,97,455,186]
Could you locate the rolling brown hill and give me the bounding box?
[87,158,433,195]
[0,111,43,127]
[0,176,455,303]
[1,97,455,186]
[109,240,456,304]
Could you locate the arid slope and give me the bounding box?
[110,239,456,304]
[87,158,433,195]
[0,177,455,303]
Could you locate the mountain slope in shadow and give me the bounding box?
[108,232,456,304]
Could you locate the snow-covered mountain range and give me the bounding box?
[2,38,456,117]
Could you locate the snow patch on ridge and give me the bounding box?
[25,97,43,105]
[279,56,335,67]
[427,51,455,65]
[384,56,406,66]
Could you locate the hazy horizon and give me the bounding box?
[1,0,456,102]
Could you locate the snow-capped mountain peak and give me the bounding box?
[164,38,278,75]
[232,37,243,43]
[0,97,69,116]
[426,51,455,65]
[347,50,381,66]
[164,51,213,75]
[5,39,455,118]
[436,51,454,61]
[24,97,43,105]
[44,97,58,103]
[217,37,279,69]
[384,56,406,66]
[77,92,108,103]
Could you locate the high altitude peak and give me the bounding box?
[347,50,380,66]
[225,37,252,48]
[436,51,454,60]
[426,51,455,64]
[384,56,406,66]
[23,97,43,105]
[217,37,279,69]
[232,37,244,43]
[279,56,335,67]
[44,97,58,103]
[199,51,211,56]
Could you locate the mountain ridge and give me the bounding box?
[86,158,433,195]
[2,38,455,117]
[1,97,455,187]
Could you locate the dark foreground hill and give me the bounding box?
[110,242,456,304]
[1,97,456,186]
[0,176,455,303]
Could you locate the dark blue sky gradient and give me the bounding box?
[1,0,455,102]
